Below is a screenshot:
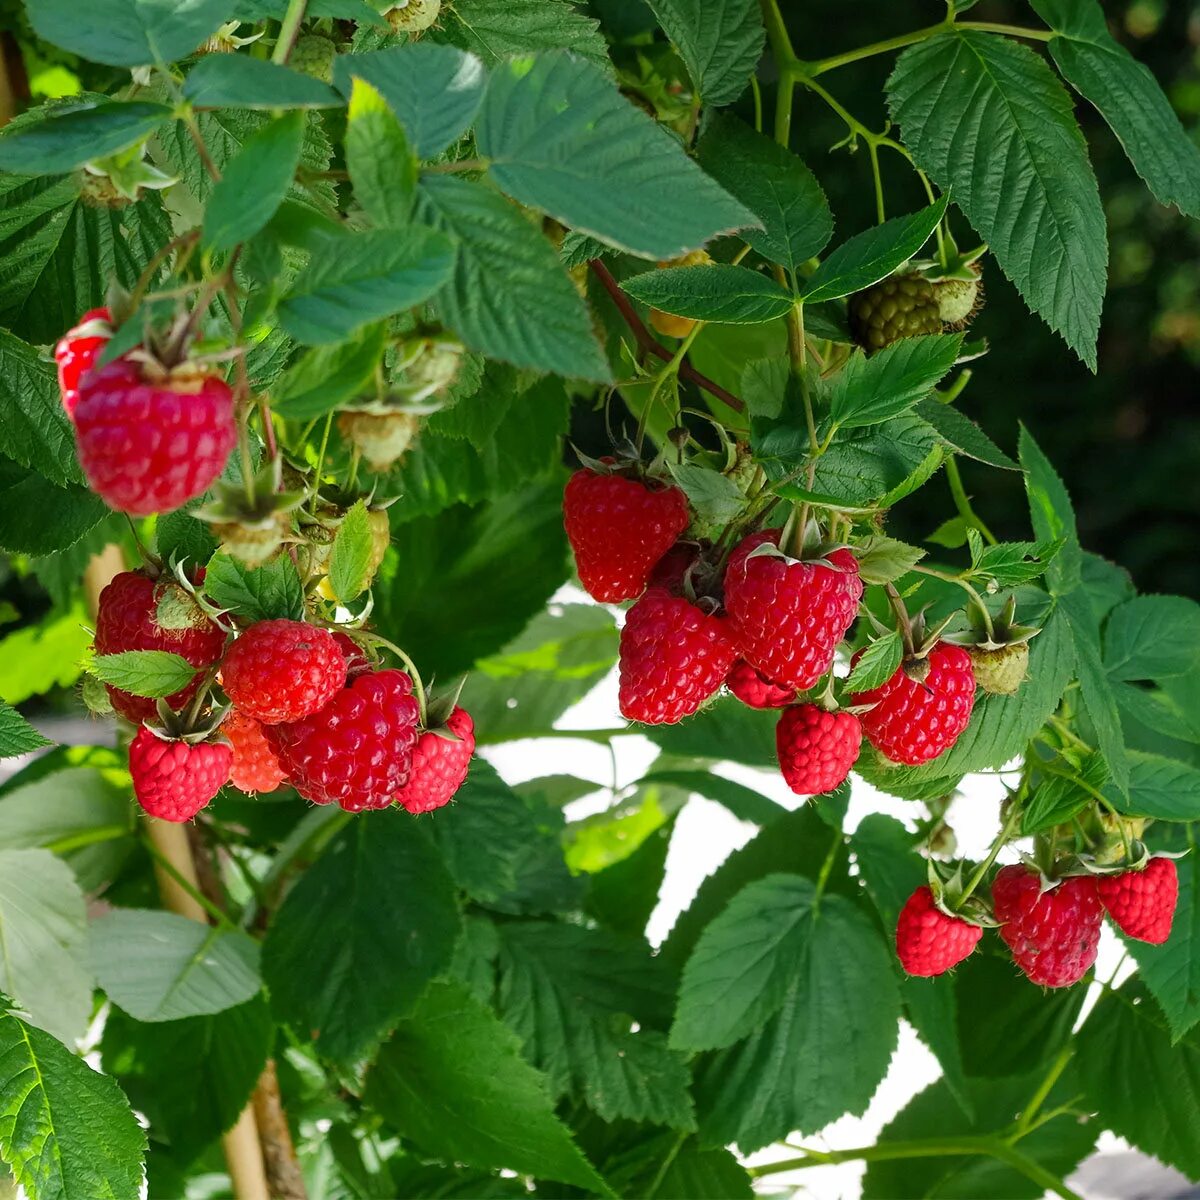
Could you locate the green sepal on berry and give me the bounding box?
[926,859,998,929]
[194,459,307,568]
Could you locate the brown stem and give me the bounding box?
[252,1062,308,1200]
[588,260,745,414]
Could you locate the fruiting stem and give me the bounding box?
[360,634,429,727]
[812,829,843,908]
[884,583,917,657]
[271,0,308,65]
[945,457,998,545]
[127,230,200,314]
[1009,1047,1072,1141]
[957,798,1023,907]
[141,835,238,929]
[909,563,995,641]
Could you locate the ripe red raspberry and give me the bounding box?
[1097,857,1179,944]
[129,727,231,822]
[618,588,738,724]
[852,642,976,766]
[94,570,226,724]
[264,669,420,812]
[723,532,863,691]
[993,865,1102,988]
[55,307,112,417]
[222,709,286,794]
[393,707,475,814]
[895,885,983,976]
[74,359,237,515]
[221,620,347,725]
[563,469,689,602]
[775,704,862,795]
[331,631,372,677]
[726,659,793,709]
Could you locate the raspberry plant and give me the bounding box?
[0,1,1198,1197]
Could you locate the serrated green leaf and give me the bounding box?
[854,536,926,586]
[846,631,904,692]
[1022,752,1107,835]
[279,225,455,345]
[698,115,832,272]
[0,330,83,489]
[365,980,611,1194]
[644,0,763,106]
[90,650,199,699]
[417,176,609,380]
[27,0,229,66]
[202,553,304,623]
[183,54,343,110]
[0,849,92,1043]
[0,99,173,175]
[622,264,793,324]
[346,78,417,229]
[636,769,785,827]
[477,52,756,259]
[0,1007,146,1200]
[263,815,460,1063]
[973,539,1063,587]
[808,415,941,508]
[799,195,948,303]
[329,500,374,604]
[154,506,218,570]
[666,462,745,525]
[914,398,1019,469]
[89,910,261,1023]
[0,606,93,705]
[1032,0,1200,218]
[333,44,485,159]
[1103,595,1200,683]
[0,703,51,760]
[829,334,962,429]
[645,696,777,770]
[1019,424,1082,596]
[0,460,111,556]
[203,111,306,252]
[437,0,610,71]
[274,322,389,420]
[1109,751,1200,821]
[888,31,1106,368]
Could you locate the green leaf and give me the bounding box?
[805,415,941,508]
[1019,424,1082,596]
[862,1069,1096,1199]
[693,885,900,1152]
[333,44,485,159]
[1022,752,1108,835]
[799,196,948,303]
[1076,980,1200,1178]
[829,334,962,429]
[972,539,1063,587]
[262,815,460,1063]
[0,461,111,555]
[477,52,756,258]
[101,997,271,1164]
[1032,0,1200,217]
[495,922,694,1129]
[0,1007,146,1200]
[0,331,82,489]
[622,264,793,324]
[203,111,306,252]
[90,650,199,700]
[644,0,763,106]
[329,500,374,604]
[155,506,218,570]
[0,704,51,760]
[666,462,746,526]
[853,536,926,586]
[27,0,229,66]
[646,696,777,770]
[345,78,417,229]
[698,115,832,272]
[1110,751,1200,821]
[202,552,304,623]
[672,874,823,1052]
[0,99,173,175]
[636,769,785,827]
[89,910,262,1022]
[0,606,92,705]
[845,631,904,692]
[417,176,609,380]
[274,322,389,420]
[183,54,343,109]
[1103,595,1200,683]
[888,31,1107,368]
[0,849,92,1043]
[365,979,610,1194]
[437,0,610,71]
[914,398,1020,470]
[279,225,456,345]
[587,817,675,940]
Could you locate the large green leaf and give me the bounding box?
[1032,0,1200,218]
[916,398,1020,470]
[645,695,777,768]
[418,175,609,380]
[0,100,173,175]
[1019,423,1082,596]
[0,849,92,1043]
[27,0,229,66]
[183,54,342,110]
[262,814,459,1063]
[477,52,756,258]
[0,605,93,705]
[1076,980,1200,1179]
[89,910,262,1023]
[333,44,485,159]
[828,334,963,429]
[888,31,1107,368]
[1110,751,1200,821]
[436,0,610,70]
[365,980,609,1194]
[644,0,763,106]
[0,461,111,555]
[698,116,832,273]
[803,415,940,507]
[202,553,304,623]
[345,79,417,230]
[621,264,794,324]
[1103,595,1200,683]
[0,331,84,488]
[693,885,900,1152]
[0,1007,146,1200]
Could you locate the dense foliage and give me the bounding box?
[0,1,1198,1198]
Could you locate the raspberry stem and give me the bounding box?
[141,834,238,930]
[360,634,429,727]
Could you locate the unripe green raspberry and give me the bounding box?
[386,0,441,32]
[967,642,1029,696]
[290,35,336,84]
[338,411,420,471]
[848,273,941,352]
